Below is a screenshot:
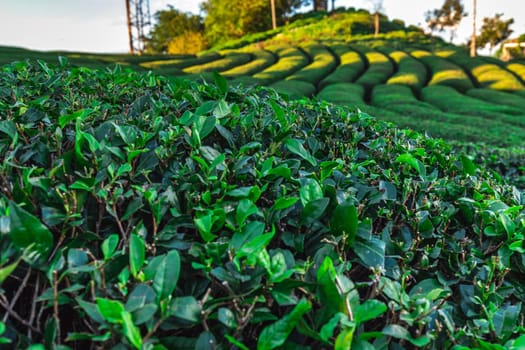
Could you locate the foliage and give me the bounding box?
[411,49,474,92]
[437,48,523,91]
[285,43,337,84]
[425,0,467,42]
[270,79,316,98]
[250,45,309,84]
[3,60,525,349]
[317,82,366,105]
[477,13,515,53]
[355,49,394,92]
[2,11,525,148]
[202,0,307,46]
[146,7,205,54]
[385,50,428,89]
[166,31,208,55]
[183,52,253,74]
[421,85,525,123]
[221,49,276,78]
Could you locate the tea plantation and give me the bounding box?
[1,8,525,350]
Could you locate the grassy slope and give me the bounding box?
[2,9,525,148]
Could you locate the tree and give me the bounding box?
[146,6,204,53]
[476,13,514,54]
[425,0,467,42]
[202,0,307,46]
[368,0,384,37]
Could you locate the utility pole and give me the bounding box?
[125,0,152,55]
[470,0,477,57]
[270,0,277,29]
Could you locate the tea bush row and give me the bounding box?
[2,61,525,348]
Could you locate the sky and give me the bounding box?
[0,0,523,53]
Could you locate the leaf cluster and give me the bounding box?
[1,60,525,349]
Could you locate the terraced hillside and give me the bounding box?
[148,40,525,146]
[2,9,525,147]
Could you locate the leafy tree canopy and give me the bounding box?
[147,6,204,53]
[477,13,514,53]
[425,0,466,42]
[202,0,308,46]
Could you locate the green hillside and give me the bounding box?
[2,9,525,148]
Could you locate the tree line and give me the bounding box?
[145,0,517,57]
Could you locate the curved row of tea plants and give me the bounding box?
[1,60,525,349]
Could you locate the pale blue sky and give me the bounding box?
[0,0,523,53]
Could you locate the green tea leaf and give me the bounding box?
[195,331,217,350]
[153,250,181,302]
[460,155,477,176]
[76,298,105,324]
[299,178,323,206]
[493,303,521,341]
[382,324,430,347]
[272,197,299,211]
[353,299,387,324]
[317,257,346,315]
[96,298,125,324]
[8,201,54,261]
[335,326,355,350]
[225,335,249,350]
[396,153,425,177]
[214,99,231,118]
[169,296,201,323]
[122,311,142,349]
[257,298,311,350]
[101,234,119,261]
[194,211,218,242]
[320,313,346,342]
[330,202,358,243]
[218,308,238,328]
[0,259,19,285]
[352,237,385,269]
[285,138,317,166]
[58,109,92,128]
[213,72,228,95]
[129,234,145,277]
[125,284,156,312]
[236,199,259,227]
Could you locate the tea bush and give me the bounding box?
[183,53,253,74]
[421,85,525,125]
[507,61,525,83]
[438,49,524,91]
[411,50,474,92]
[317,82,366,105]
[466,88,525,110]
[385,50,428,90]
[221,49,276,78]
[1,60,525,349]
[251,45,309,84]
[355,49,394,92]
[318,45,365,89]
[285,43,337,85]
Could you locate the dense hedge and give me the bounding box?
[1,61,525,349]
